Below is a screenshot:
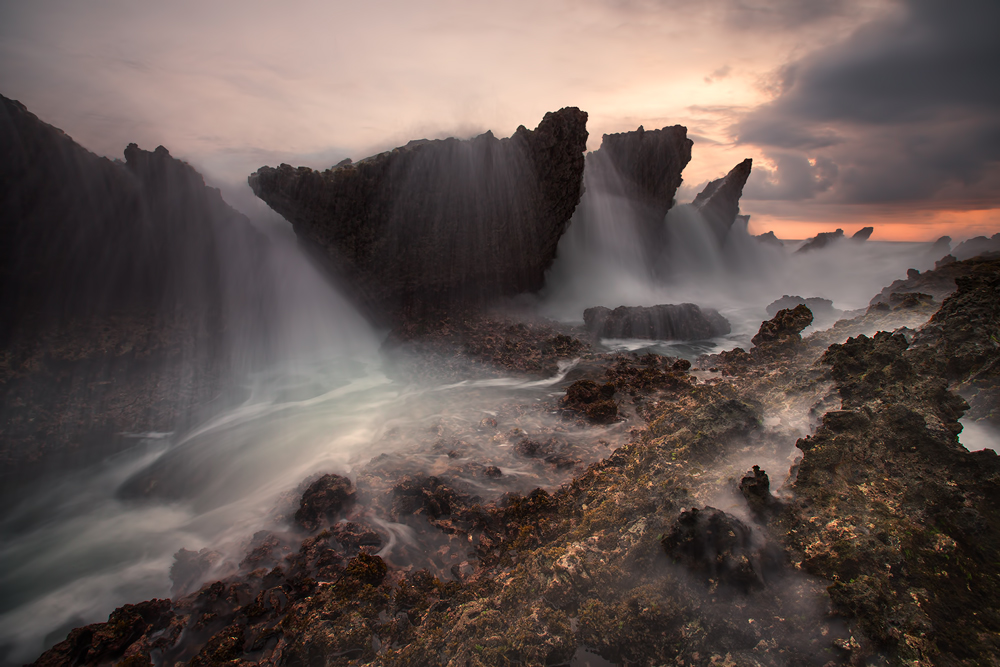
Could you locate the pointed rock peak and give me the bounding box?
[591,124,693,222]
[691,158,753,242]
[851,226,874,241]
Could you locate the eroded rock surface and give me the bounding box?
[0,96,264,474]
[249,108,589,324]
[589,124,692,224]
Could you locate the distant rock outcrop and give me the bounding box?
[796,228,844,253]
[692,158,753,242]
[952,233,1000,260]
[755,231,784,246]
[851,226,874,241]
[249,108,589,324]
[583,304,731,340]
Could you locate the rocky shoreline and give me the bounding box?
[31,256,1000,667]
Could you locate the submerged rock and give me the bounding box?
[249,108,589,324]
[583,304,731,340]
[0,95,265,473]
[691,158,753,242]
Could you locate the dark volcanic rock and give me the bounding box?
[583,304,731,340]
[796,228,844,253]
[590,124,692,224]
[751,304,813,348]
[0,95,266,473]
[691,158,753,242]
[661,506,777,592]
[563,379,618,423]
[851,226,874,241]
[248,108,589,324]
[294,474,356,531]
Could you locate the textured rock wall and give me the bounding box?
[0,95,265,472]
[249,108,589,324]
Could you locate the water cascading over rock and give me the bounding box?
[248,108,589,324]
[0,94,276,471]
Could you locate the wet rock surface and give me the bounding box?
[34,254,1000,665]
[248,108,589,324]
[583,303,731,341]
[589,124,692,225]
[0,96,265,475]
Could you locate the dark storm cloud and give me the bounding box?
[736,0,1000,205]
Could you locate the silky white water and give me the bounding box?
[0,157,968,665]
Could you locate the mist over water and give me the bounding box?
[542,154,942,346]
[0,151,962,665]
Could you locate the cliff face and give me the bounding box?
[0,95,263,337]
[591,124,692,223]
[249,108,589,324]
[0,95,265,472]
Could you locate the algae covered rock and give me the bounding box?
[294,473,356,531]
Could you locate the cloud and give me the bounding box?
[735,0,1000,206]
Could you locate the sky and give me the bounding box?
[1,0,998,240]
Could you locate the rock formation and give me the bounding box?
[583,304,731,340]
[0,95,265,472]
[249,108,589,324]
[755,230,783,246]
[766,295,838,320]
[796,228,844,253]
[952,232,1000,260]
[31,257,1000,666]
[851,226,874,241]
[587,124,692,224]
[691,158,753,242]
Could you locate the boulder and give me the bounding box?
[692,158,753,242]
[294,474,356,532]
[249,108,589,324]
[661,506,779,591]
[751,304,813,348]
[583,304,731,340]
